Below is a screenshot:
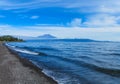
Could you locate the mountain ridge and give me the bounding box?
[38,34,57,39]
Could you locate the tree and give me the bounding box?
[0,35,24,42]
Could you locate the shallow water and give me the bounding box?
[7,40,120,84]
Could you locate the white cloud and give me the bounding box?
[0,0,62,10]
[30,15,39,19]
[69,14,120,27]
[0,0,120,14]
[0,24,12,28]
[68,18,82,27]
[83,14,120,27]
[36,24,63,27]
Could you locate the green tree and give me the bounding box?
[0,35,24,42]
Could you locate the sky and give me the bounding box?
[0,0,120,41]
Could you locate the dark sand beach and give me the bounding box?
[0,42,57,84]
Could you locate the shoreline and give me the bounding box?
[0,42,57,84]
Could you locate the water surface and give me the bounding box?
[7,40,120,84]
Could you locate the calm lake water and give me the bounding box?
[7,40,120,84]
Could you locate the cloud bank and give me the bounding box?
[0,24,120,41]
[0,0,119,13]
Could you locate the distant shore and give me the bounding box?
[0,42,57,84]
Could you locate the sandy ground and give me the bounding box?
[0,42,57,84]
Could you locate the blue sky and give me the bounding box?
[0,0,120,41]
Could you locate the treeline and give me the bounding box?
[0,35,24,42]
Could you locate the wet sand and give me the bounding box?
[0,42,57,84]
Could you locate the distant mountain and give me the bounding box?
[12,35,102,42]
[12,34,57,40]
[38,34,57,39]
